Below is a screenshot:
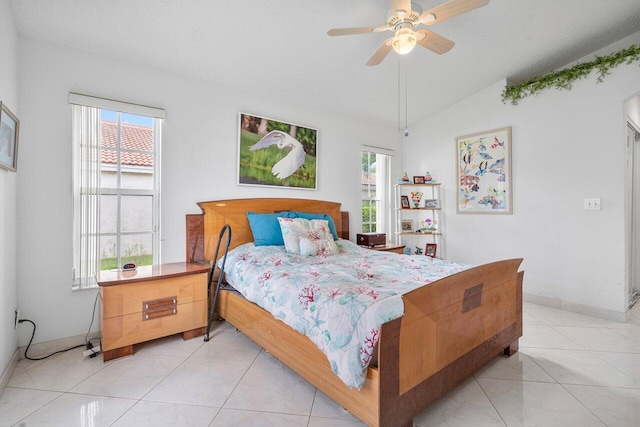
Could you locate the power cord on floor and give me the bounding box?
[18,292,103,360]
[19,319,85,360]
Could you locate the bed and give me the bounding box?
[186,198,523,427]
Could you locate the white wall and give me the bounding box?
[0,0,19,384]
[403,32,640,318]
[16,37,401,346]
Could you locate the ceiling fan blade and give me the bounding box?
[420,0,489,25]
[416,30,455,54]
[327,26,388,36]
[390,0,412,17]
[366,38,394,66]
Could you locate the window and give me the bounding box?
[361,146,393,235]
[71,94,164,289]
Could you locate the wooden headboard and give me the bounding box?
[186,198,349,263]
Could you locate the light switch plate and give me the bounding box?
[584,198,601,210]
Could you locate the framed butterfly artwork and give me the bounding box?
[456,127,512,214]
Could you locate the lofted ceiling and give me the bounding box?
[9,0,640,129]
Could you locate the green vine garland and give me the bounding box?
[502,44,640,105]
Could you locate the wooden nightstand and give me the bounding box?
[97,262,210,361]
[360,244,406,254]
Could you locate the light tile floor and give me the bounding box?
[1,302,639,426]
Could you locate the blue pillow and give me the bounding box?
[247,211,295,246]
[289,211,339,240]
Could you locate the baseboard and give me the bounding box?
[17,331,101,360]
[0,349,20,396]
[523,294,562,309]
[523,293,627,323]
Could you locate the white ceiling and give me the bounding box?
[9,0,640,128]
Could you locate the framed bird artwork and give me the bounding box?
[456,126,512,214]
[238,113,317,189]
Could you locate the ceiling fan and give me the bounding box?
[327,0,489,66]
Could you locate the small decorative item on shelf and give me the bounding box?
[415,246,423,255]
[400,172,410,183]
[424,199,439,208]
[410,191,423,208]
[400,195,410,209]
[425,243,437,258]
[400,219,414,232]
[413,175,425,184]
[424,171,433,182]
[419,218,437,233]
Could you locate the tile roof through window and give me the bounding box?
[101,121,153,167]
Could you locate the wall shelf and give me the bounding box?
[394,183,442,256]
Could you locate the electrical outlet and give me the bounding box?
[14,309,20,329]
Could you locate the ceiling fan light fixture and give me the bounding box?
[392,27,417,55]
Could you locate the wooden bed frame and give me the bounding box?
[186,198,523,427]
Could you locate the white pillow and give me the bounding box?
[278,217,333,254]
[299,236,338,257]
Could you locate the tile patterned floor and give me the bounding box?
[1,302,639,426]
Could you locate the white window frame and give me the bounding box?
[70,93,164,289]
[361,145,394,238]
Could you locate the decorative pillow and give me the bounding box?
[299,236,338,257]
[247,211,294,246]
[289,211,339,240]
[278,217,334,254]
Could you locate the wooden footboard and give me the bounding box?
[214,258,523,427]
[378,259,523,427]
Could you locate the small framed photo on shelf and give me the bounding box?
[400,195,410,209]
[413,175,425,184]
[424,199,439,208]
[400,219,414,232]
[425,243,437,258]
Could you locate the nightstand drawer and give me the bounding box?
[102,273,207,319]
[102,299,207,351]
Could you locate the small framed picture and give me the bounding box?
[425,243,437,258]
[400,219,414,232]
[400,195,410,209]
[424,199,439,208]
[0,102,20,172]
[413,175,425,184]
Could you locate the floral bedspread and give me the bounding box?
[219,239,470,389]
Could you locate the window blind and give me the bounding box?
[72,104,101,289]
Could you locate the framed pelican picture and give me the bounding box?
[238,113,317,189]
